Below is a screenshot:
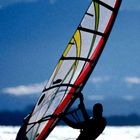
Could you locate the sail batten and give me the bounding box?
[86,12,94,17]
[60,56,95,63]
[78,26,106,36]
[42,84,79,93]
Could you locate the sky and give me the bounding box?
[0,0,140,116]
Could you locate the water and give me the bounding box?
[0,126,140,140]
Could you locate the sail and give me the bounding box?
[17,0,122,139]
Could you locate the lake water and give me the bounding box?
[0,126,140,140]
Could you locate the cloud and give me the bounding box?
[87,95,105,101]
[2,81,46,96]
[0,0,58,9]
[0,0,39,9]
[90,76,111,84]
[124,76,140,85]
[122,95,135,101]
[48,0,57,5]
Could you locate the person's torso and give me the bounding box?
[77,117,106,140]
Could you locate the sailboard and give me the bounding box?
[16,0,122,139]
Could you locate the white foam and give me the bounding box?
[0,125,140,140]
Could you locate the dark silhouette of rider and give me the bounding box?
[62,93,107,140]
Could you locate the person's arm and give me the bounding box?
[62,115,83,129]
[78,93,90,120]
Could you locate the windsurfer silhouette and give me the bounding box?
[61,93,107,140]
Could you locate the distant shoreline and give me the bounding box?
[1,110,140,126]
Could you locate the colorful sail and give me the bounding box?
[16,0,122,139]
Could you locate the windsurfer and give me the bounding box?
[61,93,107,140]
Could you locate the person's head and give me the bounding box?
[93,103,103,119]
